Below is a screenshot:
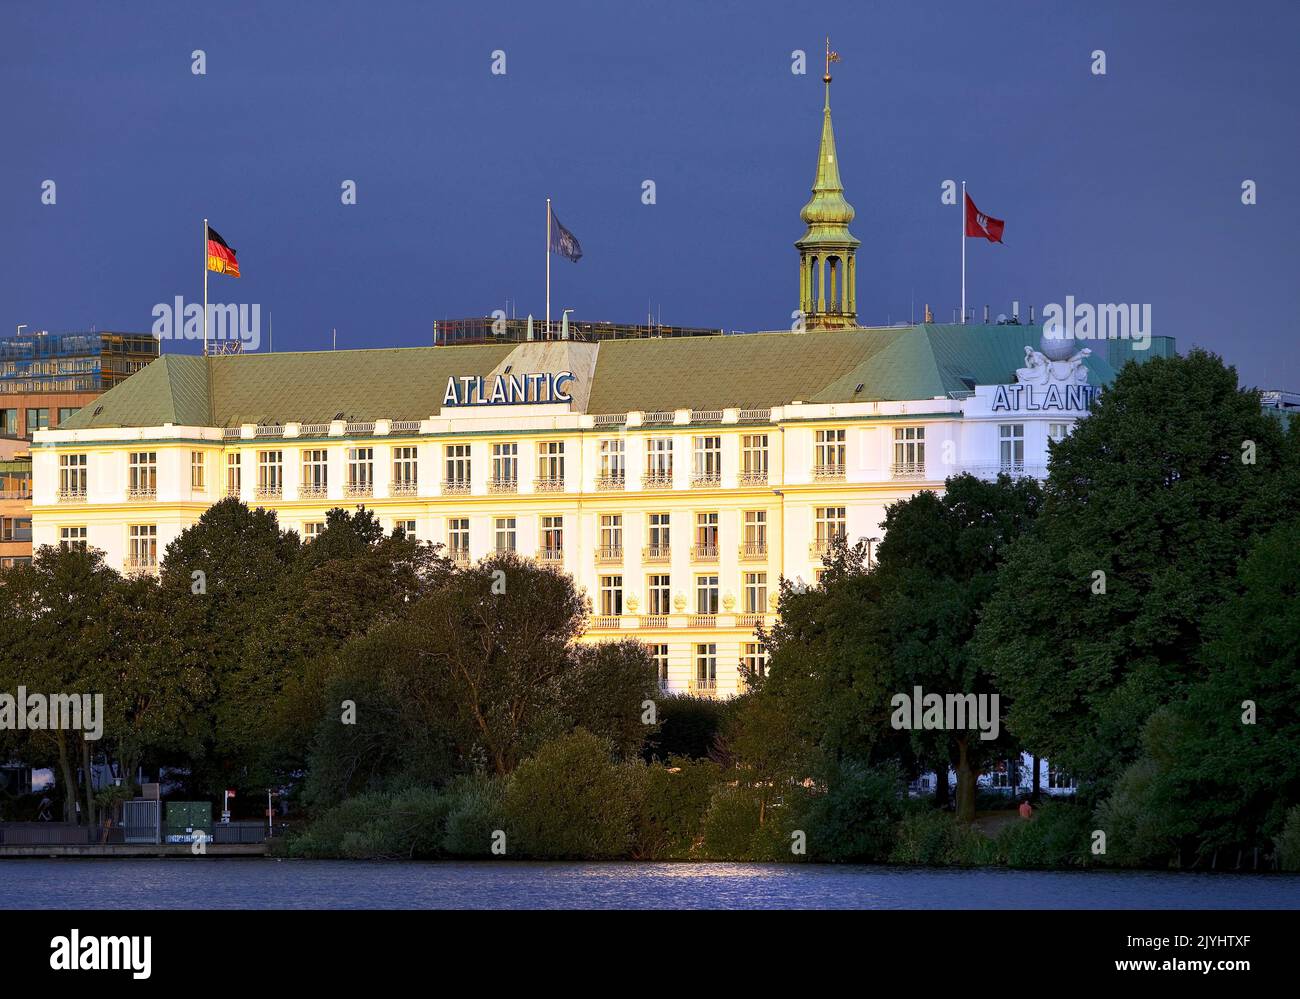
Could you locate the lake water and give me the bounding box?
[2,860,1299,909]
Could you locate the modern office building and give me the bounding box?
[29,75,1172,696]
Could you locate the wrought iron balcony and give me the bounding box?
[813,463,846,481]
[595,474,626,491]
[442,479,471,495]
[533,477,564,493]
[487,477,518,494]
[641,472,673,490]
[890,461,927,480]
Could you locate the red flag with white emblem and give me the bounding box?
[965,193,1005,243]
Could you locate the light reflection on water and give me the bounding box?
[1,860,1297,910]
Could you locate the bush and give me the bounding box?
[285,786,451,859]
[996,801,1094,868]
[286,791,395,858]
[806,763,904,862]
[627,757,721,859]
[699,782,799,861]
[1092,757,1184,867]
[1275,806,1300,872]
[889,809,995,866]
[503,730,632,859]
[645,694,727,761]
[441,773,508,858]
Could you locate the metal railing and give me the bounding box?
[533,477,564,493]
[688,678,718,695]
[691,409,723,423]
[390,420,423,434]
[127,486,156,501]
[592,413,627,426]
[595,474,625,490]
[891,461,927,480]
[738,470,768,486]
[739,408,772,423]
[344,482,372,498]
[442,480,471,495]
[255,484,282,500]
[536,548,564,565]
[299,423,330,436]
[690,472,721,488]
[221,427,242,440]
[595,546,623,563]
[57,486,86,502]
[254,425,283,438]
[642,545,671,563]
[690,544,719,562]
[642,411,676,425]
[345,422,376,435]
[738,542,767,560]
[391,480,419,496]
[641,472,672,489]
[299,482,328,499]
[488,478,518,493]
[449,548,470,566]
[813,463,846,481]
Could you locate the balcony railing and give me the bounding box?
[738,542,767,560]
[537,548,564,565]
[449,548,470,566]
[391,480,418,496]
[595,546,623,563]
[691,472,722,488]
[123,555,158,574]
[737,613,764,628]
[345,422,375,435]
[690,409,724,423]
[688,614,717,628]
[57,487,86,502]
[738,470,768,486]
[642,544,671,563]
[255,484,282,500]
[533,477,564,493]
[640,614,669,629]
[487,477,518,494]
[962,462,1049,481]
[813,463,846,481]
[688,678,718,696]
[127,486,156,501]
[299,482,328,499]
[641,472,673,490]
[595,474,625,491]
[591,615,620,630]
[690,543,719,562]
[809,535,843,558]
[2,487,35,500]
[391,421,423,434]
[738,408,772,423]
[442,479,471,495]
[225,485,241,499]
[299,423,330,436]
[344,482,372,498]
[891,461,927,480]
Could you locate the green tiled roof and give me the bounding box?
[59,325,1170,430]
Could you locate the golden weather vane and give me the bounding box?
[824,36,841,82]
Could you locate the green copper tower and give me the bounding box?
[797,39,860,330]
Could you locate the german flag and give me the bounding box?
[206,226,240,277]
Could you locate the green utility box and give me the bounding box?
[163,801,213,842]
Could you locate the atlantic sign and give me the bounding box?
[991,382,1099,412]
[443,371,575,406]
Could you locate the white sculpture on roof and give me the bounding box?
[1016,343,1091,386]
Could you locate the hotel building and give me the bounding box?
[29,74,1172,699]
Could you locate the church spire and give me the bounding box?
[796,38,860,330]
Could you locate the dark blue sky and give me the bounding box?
[3,0,1298,389]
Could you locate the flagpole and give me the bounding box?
[203,217,209,355]
[960,182,966,325]
[545,197,551,338]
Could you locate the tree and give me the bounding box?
[872,473,1043,822]
[976,351,1298,796]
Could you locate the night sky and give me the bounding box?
[2,0,1297,389]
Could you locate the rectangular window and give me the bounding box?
[599,514,623,558]
[893,427,925,477]
[59,526,87,551]
[303,522,325,542]
[695,643,717,682]
[741,434,768,482]
[598,439,625,487]
[59,454,87,499]
[1048,422,1068,442]
[392,446,419,495]
[692,436,721,485]
[742,642,768,680]
[742,510,766,554]
[695,574,719,615]
[540,515,563,560]
[694,511,719,558]
[302,449,329,496]
[191,451,205,491]
[814,506,847,551]
[599,574,624,617]
[999,424,1025,470]
[347,447,374,496]
[57,407,79,425]
[257,450,283,496]
[743,572,767,614]
[649,644,670,682]
[447,517,469,558]
[25,408,50,433]
[1,410,17,436]
[128,452,157,497]
[491,442,518,489]
[815,428,846,476]
[645,437,673,486]
[128,524,157,567]
[444,444,471,491]
[646,512,671,556]
[395,519,417,541]
[647,574,672,616]
[536,441,564,488]
[1048,766,1076,790]
[227,453,242,497]
[494,516,517,553]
